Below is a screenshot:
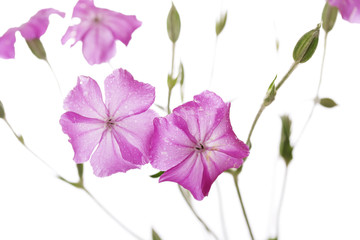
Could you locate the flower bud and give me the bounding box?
[280,115,293,166]
[216,12,228,36]
[293,24,320,63]
[322,2,338,33]
[26,39,47,60]
[167,3,181,43]
[319,97,337,108]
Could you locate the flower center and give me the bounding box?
[106,118,116,129]
[195,143,205,152]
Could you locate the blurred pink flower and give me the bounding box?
[60,69,158,177]
[62,0,141,65]
[0,8,65,59]
[328,0,360,23]
[150,91,249,200]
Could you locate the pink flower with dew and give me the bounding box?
[62,0,141,65]
[0,9,65,59]
[328,0,360,23]
[150,91,249,200]
[60,69,158,177]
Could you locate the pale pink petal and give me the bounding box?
[206,103,249,158]
[90,130,139,177]
[150,115,196,170]
[19,8,65,40]
[200,151,244,196]
[82,25,116,65]
[60,112,104,163]
[160,153,205,200]
[115,109,158,164]
[0,28,17,59]
[100,9,141,46]
[104,69,155,119]
[71,0,96,19]
[61,23,92,46]
[64,76,107,119]
[328,0,360,23]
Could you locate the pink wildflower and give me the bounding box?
[60,69,158,177]
[62,0,141,65]
[0,9,65,59]
[150,91,249,200]
[328,0,360,23]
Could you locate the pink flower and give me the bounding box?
[62,0,141,65]
[150,91,249,200]
[0,9,65,59]
[60,69,158,177]
[328,0,360,23]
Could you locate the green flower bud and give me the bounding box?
[280,115,293,166]
[216,12,227,36]
[293,24,320,63]
[264,76,277,106]
[319,97,337,108]
[167,3,181,43]
[26,39,47,60]
[322,2,338,33]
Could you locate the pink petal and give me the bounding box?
[150,115,196,171]
[206,103,249,159]
[61,23,92,46]
[115,109,158,164]
[159,152,206,200]
[64,76,107,119]
[82,25,116,65]
[200,150,244,196]
[60,112,104,163]
[90,130,139,177]
[328,0,360,23]
[19,8,65,40]
[104,69,155,120]
[0,28,17,59]
[71,0,96,19]
[100,9,141,46]
[173,90,227,142]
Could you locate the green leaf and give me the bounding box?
[152,229,162,240]
[322,2,338,33]
[178,62,184,86]
[263,76,277,106]
[319,97,337,108]
[167,3,181,43]
[150,171,164,178]
[216,12,227,36]
[293,24,320,63]
[26,39,47,60]
[0,100,5,119]
[167,74,177,90]
[280,115,293,166]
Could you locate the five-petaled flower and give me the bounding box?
[0,8,65,59]
[328,0,360,23]
[60,68,158,177]
[62,0,142,65]
[150,91,249,200]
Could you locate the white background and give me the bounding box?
[1,0,360,239]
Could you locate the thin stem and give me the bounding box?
[246,103,266,147]
[83,187,144,240]
[295,33,328,145]
[178,185,219,240]
[45,60,63,97]
[167,89,172,114]
[275,167,289,239]
[171,42,176,76]
[216,181,228,240]
[232,174,255,240]
[275,62,299,91]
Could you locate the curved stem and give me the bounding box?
[178,185,219,240]
[82,187,144,240]
[45,60,63,98]
[246,103,266,147]
[232,174,255,240]
[216,181,228,240]
[275,62,298,91]
[275,167,289,239]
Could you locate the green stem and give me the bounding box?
[167,89,172,114]
[232,174,255,240]
[246,103,266,147]
[45,60,63,97]
[216,181,228,240]
[171,42,176,76]
[275,62,299,91]
[275,167,289,239]
[82,187,144,240]
[178,185,219,240]
[295,33,328,145]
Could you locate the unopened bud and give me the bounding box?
[293,24,320,63]
[26,39,47,60]
[264,77,277,106]
[167,3,181,43]
[322,2,338,33]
